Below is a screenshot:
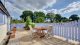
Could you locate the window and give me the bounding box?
[0,10,4,25]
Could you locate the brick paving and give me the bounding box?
[8,30,74,45]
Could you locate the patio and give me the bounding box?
[8,30,74,45]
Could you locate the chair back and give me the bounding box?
[47,25,53,34]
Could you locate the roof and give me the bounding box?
[0,0,10,17]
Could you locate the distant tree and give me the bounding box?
[69,14,79,21]
[54,14,62,23]
[35,17,45,23]
[46,13,55,23]
[34,11,45,22]
[11,19,24,23]
[20,10,34,22]
[34,11,45,17]
[61,17,69,22]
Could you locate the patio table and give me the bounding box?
[33,27,47,38]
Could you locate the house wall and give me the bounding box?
[0,11,9,43]
[0,24,7,43]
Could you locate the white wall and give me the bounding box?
[0,24,7,43]
[0,11,8,43]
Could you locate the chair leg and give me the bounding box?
[45,34,53,39]
[31,33,35,39]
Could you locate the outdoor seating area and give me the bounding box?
[29,25,53,39]
[8,30,74,45]
[33,27,47,38]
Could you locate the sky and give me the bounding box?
[1,0,80,20]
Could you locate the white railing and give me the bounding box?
[53,20,80,42]
[53,23,79,42]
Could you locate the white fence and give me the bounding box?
[53,21,80,43]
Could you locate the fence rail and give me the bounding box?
[53,20,80,42]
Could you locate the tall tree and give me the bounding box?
[20,10,34,22]
[46,13,55,22]
[69,14,79,21]
[61,17,69,22]
[54,14,62,23]
[35,17,45,23]
[34,11,45,17]
[34,11,45,22]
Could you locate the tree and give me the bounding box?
[20,10,34,22]
[54,14,62,23]
[34,11,45,22]
[46,13,55,22]
[11,19,24,23]
[69,14,79,21]
[61,17,69,22]
[34,11,45,17]
[35,17,45,23]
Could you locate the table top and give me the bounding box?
[34,27,47,30]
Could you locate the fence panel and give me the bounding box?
[52,21,80,42]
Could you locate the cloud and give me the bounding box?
[5,1,22,18]
[7,0,56,10]
[47,9,58,14]
[46,1,80,14]
[59,1,80,14]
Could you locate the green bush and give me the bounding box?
[35,17,44,23]
[31,23,35,28]
[25,16,35,30]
